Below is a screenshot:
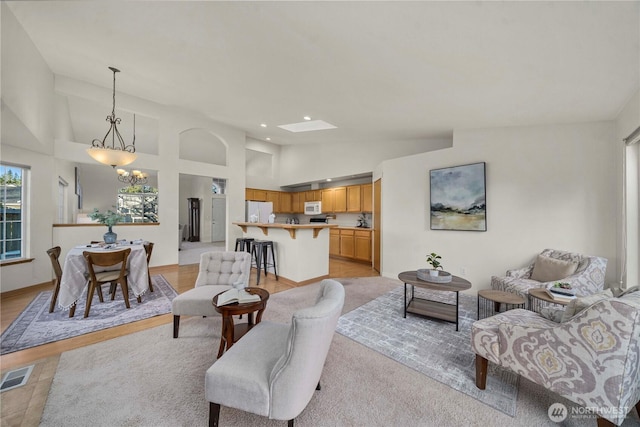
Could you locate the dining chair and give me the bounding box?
[46,246,63,314]
[83,248,140,318]
[143,242,154,292]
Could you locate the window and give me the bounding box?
[117,185,158,223]
[0,164,26,260]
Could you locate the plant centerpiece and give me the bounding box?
[88,208,124,244]
[418,252,452,283]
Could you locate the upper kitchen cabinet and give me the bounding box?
[347,185,361,213]
[279,192,292,213]
[321,188,334,213]
[305,190,320,202]
[247,188,267,201]
[334,187,347,212]
[321,187,346,213]
[291,192,303,213]
[361,183,373,213]
[266,191,280,213]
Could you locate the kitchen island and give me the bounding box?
[233,222,337,284]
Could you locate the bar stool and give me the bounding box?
[234,237,254,252]
[251,240,278,285]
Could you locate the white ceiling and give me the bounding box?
[6,1,639,146]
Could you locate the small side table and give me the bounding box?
[528,288,569,313]
[477,290,526,319]
[213,287,270,358]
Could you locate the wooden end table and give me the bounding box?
[213,287,270,358]
[398,271,471,331]
[528,288,569,313]
[477,289,525,319]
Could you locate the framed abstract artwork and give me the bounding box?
[430,162,486,231]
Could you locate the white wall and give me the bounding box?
[245,138,281,190]
[380,122,618,293]
[1,4,59,291]
[279,138,451,186]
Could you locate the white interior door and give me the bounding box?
[211,197,226,242]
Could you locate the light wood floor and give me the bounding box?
[0,259,378,426]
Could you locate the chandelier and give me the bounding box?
[116,169,148,186]
[86,67,137,167]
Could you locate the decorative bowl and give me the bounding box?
[417,269,452,283]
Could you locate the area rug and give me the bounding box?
[39,278,639,427]
[0,275,177,355]
[336,285,519,416]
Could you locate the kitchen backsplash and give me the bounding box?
[273,212,371,228]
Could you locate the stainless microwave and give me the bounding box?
[304,201,322,215]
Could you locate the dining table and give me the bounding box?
[58,241,149,310]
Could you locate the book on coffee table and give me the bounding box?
[544,288,576,303]
[216,288,261,306]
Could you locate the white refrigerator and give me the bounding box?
[245,201,273,223]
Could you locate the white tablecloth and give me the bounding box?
[58,244,149,309]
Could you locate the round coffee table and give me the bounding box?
[477,289,526,319]
[213,287,270,358]
[528,287,569,313]
[398,271,471,331]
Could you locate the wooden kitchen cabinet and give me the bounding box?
[266,191,280,212]
[329,229,340,256]
[279,192,292,213]
[339,229,354,257]
[347,185,362,212]
[291,192,303,213]
[361,183,373,213]
[321,189,334,213]
[333,187,347,212]
[305,190,320,202]
[253,189,267,201]
[330,227,371,263]
[354,229,372,261]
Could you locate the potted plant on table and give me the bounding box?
[426,252,443,277]
[88,208,124,244]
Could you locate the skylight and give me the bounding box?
[278,120,337,133]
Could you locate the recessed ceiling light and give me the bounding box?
[278,120,337,133]
[303,116,311,121]
[326,178,332,182]
[260,123,267,128]
[266,137,271,141]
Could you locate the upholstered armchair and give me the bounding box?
[205,279,345,427]
[491,248,607,306]
[472,290,640,426]
[171,251,251,338]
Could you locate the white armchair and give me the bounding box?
[171,251,251,338]
[205,279,345,426]
[491,248,607,307]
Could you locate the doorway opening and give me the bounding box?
[178,175,227,265]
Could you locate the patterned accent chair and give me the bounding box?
[471,290,640,426]
[491,249,607,307]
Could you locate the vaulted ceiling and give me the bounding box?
[6,1,639,146]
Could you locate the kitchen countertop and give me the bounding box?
[331,226,372,231]
[233,222,337,239]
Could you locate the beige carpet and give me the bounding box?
[41,277,640,426]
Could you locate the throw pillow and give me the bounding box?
[560,288,614,323]
[530,255,579,282]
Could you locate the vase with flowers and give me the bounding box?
[88,208,124,244]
